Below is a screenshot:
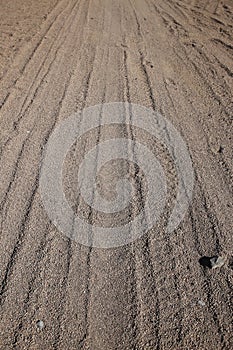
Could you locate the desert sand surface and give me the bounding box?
[0,0,232,349]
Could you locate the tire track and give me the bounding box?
[0,176,38,306]
[0,0,95,346]
[124,2,232,348]
[122,4,163,345]
[0,0,87,201]
[123,2,184,346]
[11,222,52,349]
[162,33,233,190]
[0,71,74,346]
[0,0,84,237]
[123,48,145,349]
[74,5,130,346]
[0,0,87,300]
[0,0,60,80]
[53,38,96,350]
[0,0,80,156]
[0,0,72,107]
[47,3,116,347]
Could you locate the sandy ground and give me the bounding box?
[0,0,232,349]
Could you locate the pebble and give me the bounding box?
[198,300,206,306]
[215,145,223,153]
[36,320,45,331]
[210,256,226,269]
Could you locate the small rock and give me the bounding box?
[198,300,206,306]
[199,255,226,269]
[36,320,45,331]
[212,144,223,154]
[210,256,226,269]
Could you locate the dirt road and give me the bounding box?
[0,0,232,349]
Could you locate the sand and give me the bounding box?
[0,0,232,349]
